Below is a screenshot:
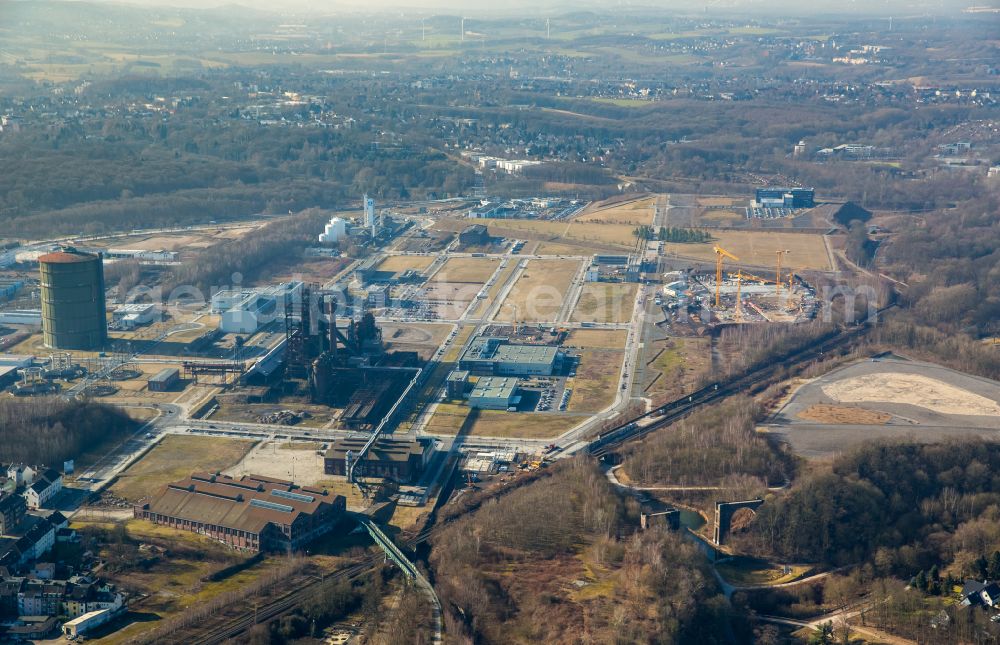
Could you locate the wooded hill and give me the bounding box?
[737,439,1000,574]
[429,459,730,644]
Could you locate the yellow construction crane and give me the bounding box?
[735,270,744,322]
[738,271,779,285]
[714,245,739,308]
[775,250,790,298]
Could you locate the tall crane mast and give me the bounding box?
[713,245,740,308]
[775,250,790,298]
[735,270,743,322]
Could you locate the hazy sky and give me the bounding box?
[82,0,992,13]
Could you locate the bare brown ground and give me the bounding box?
[797,404,891,425]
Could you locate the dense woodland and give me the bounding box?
[873,320,1000,380]
[737,439,1000,573]
[881,191,1000,339]
[0,122,471,238]
[716,322,838,378]
[0,397,136,465]
[429,459,730,644]
[622,398,791,489]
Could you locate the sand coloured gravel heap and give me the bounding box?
[822,372,1000,417]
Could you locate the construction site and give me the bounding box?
[659,245,819,327]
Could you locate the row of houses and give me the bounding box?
[0,573,124,619]
[0,513,69,569]
[1,463,64,511]
[0,570,124,642]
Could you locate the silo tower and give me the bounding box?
[38,248,108,350]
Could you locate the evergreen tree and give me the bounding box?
[988,551,1000,580]
[973,555,989,579]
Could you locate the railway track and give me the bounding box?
[184,314,882,643]
[589,322,872,457]
[185,527,439,645]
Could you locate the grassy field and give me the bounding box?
[279,441,324,451]
[310,478,371,511]
[463,410,582,439]
[432,256,499,283]
[662,230,832,271]
[695,209,747,227]
[76,518,282,644]
[534,241,595,256]
[567,349,624,413]
[697,196,742,207]
[422,402,473,434]
[110,435,256,501]
[566,328,628,350]
[588,97,654,108]
[642,337,712,400]
[496,258,581,322]
[576,196,656,226]
[466,262,518,319]
[571,283,638,324]
[443,325,476,362]
[376,254,437,273]
[715,557,812,586]
[434,217,639,250]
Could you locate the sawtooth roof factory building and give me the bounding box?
[458,336,563,376]
[133,472,346,552]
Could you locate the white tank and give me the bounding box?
[318,217,347,243]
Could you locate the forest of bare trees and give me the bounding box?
[882,191,1000,338]
[429,458,730,644]
[621,397,792,488]
[717,322,837,378]
[873,320,1000,380]
[159,210,331,296]
[0,397,136,465]
[738,439,1000,572]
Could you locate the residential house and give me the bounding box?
[0,576,24,617]
[5,465,36,489]
[960,579,1000,608]
[23,470,62,510]
[17,579,66,616]
[0,493,26,534]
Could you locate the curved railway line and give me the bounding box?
[589,320,874,457]
[186,527,439,645]
[182,313,884,644]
